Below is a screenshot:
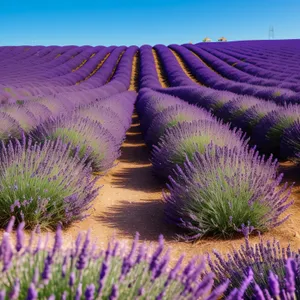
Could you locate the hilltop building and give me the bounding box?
[203,37,212,42]
[218,37,227,42]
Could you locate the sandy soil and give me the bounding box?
[2,113,300,265]
[64,113,300,263]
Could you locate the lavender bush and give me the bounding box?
[253,105,300,157]
[164,145,292,240]
[38,97,73,117]
[31,114,120,173]
[280,120,300,161]
[138,92,184,134]
[0,219,230,299]
[151,120,247,180]
[0,138,99,229]
[216,96,262,123]
[145,104,215,147]
[76,105,127,142]
[1,105,37,132]
[235,101,278,134]
[0,112,23,143]
[209,226,299,299]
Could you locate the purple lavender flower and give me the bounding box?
[61,291,67,300]
[9,279,20,300]
[136,89,184,133]
[1,233,13,271]
[164,145,292,240]
[253,104,300,156]
[3,209,286,298]
[149,235,164,273]
[145,104,215,147]
[0,137,99,229]
[16,221,25,252]
[97,259,110,295]
[0,290,5,300]
[75,283,82,300]
[268,271,280,297]
[1,104,37,132]
[52,223,63,253]
[23,101,52,123]
[217,95,262,123]
[26,283,38,300]
[5,216,15,233]
[76,230,91,271]
[42,254,53,283]
[210,232,300,298]
[0,112,23,142]
[285,258,296,293]
[31,114,120,172]
[109,284,118,300]
[235,101,278,133]
[84,284,95,300]
[76,105,127,142]
[280,120,300,160]
[69,272,75,287]
[151,120,247,180]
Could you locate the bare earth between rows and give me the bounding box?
[2,114,300,265]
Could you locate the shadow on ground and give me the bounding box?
[95,199,177,241]
[279,162,300,188]
[111,165,165,192]
[119,144,150,164]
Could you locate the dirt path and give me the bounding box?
[2,114,300,265]
[152,49,169,88]
[170,48,203,85]
[63,114,300,264]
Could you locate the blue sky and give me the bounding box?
[0,0,299,46]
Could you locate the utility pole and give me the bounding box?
[269,26,275,39]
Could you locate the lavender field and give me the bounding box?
[1,40,300,299]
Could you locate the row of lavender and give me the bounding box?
[138,44,300,160]
[2,43,300,105]
[0,45,138,229]
[0,91,136,229]
[197,40,300,84]
[0,45,138,104]
[185,44,300,94]
[1,42,300,298]
[0,44,138,143]
[159,86,300,160]
[0,216,299,299]
[136,89,292,239]
[152,44,300,104]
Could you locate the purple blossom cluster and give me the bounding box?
[136,89,292,239]
[151,120,247,180]
[164,145,292,240]
[180,43,300,104]
[0,137,99,228]
[195,40,300,96]
[31,114,121,173]
[208,226,300,299]
[139,45,162,89]
[0,219,230,299]
[135,42,300,159]
[1,219,299,299]
[0,45,138,227]
[1,41,300,298]
[145,104,214,147]
[159,86,300,159]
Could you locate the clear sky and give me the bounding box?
[0,0,299,46]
